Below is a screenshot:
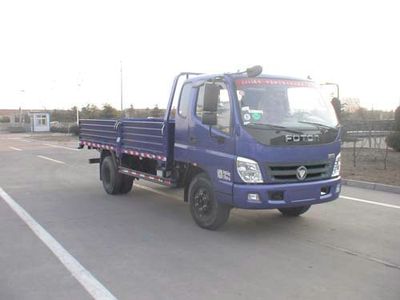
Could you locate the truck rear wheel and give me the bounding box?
[278,205,310,216]
[101,156,122,195]
[119,176,134,194]
[188,173,231,230]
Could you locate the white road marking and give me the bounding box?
[9,146,22,151]
[43,143,79,151]
[0,187,117,300]
[37,155,66,165]
[341,195,400,209]
[136,184,182,201]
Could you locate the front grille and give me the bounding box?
[266,161,331,183]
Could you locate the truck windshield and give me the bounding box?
[235,78,338,130]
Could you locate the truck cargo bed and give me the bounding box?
[79,118,175,163]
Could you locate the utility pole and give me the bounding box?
[76,107,79,125]
[76,78,82,126]
[120,61,124,117]
[19,90,25,125]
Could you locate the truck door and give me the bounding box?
[173,83,194,163]
[187,81,235,203]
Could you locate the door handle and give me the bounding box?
[161,123,165,136]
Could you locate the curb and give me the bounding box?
[342,179,400,194]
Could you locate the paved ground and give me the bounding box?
[0,133,399,300]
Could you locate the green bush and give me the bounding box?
[50,126,68,133]
[0,116,10,123]
[386,132,400,151]
[8,126,26,133]
[69,124,79,136]
[50,124,79,136]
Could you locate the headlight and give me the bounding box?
[331,153,341,177]
[236,156,263,183]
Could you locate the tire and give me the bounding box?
[188,173,231,230]
[278,205,311,217]
[101,156,122,195]
[119,175,134,194]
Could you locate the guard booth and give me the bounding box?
[30,112,50,132]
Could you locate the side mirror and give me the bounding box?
[202,111,217,126]
[331,97,341,120]
[202,83,219,126]
[203,83,219,112]
[320,82,341,121]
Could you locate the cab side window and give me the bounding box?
[178,83,193,118]
[196,82,231,134]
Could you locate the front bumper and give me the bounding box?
[232,177,341,209]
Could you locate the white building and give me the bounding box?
[30,112,50,132]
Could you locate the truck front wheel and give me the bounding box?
[278,205,310,217]
[188,173,231,230]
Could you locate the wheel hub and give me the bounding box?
[194,188,211,217]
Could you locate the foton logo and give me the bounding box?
[285,134,320,143]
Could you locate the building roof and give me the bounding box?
[0,109,46,116]
[29,111,50,114]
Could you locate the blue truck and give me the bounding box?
[79,66,341,230]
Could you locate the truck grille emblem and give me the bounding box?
[285,134,320,143]
[296,166,307,181]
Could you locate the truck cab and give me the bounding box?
[79,66,341,230]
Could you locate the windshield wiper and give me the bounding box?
[297,121,338,130]
[245,123,303,134]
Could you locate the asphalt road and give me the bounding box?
[0,134,399,300]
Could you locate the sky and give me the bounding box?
[0,0,399,111]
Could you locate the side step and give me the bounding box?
[118,167,175,187]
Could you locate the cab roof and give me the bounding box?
[188,73,312,84]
